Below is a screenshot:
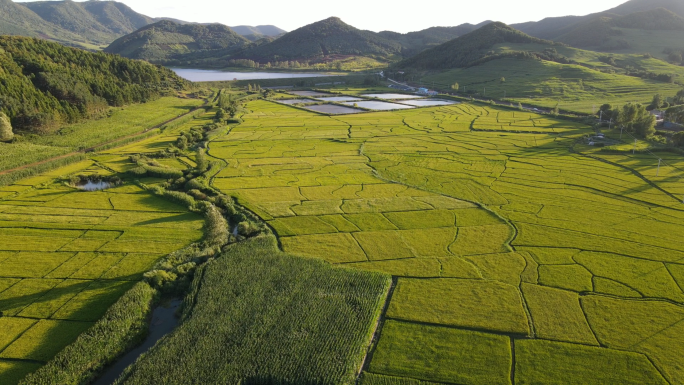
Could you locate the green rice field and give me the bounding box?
[0,106,211,383]
[0,97,203,174]
[421,57,681,114]
[200,98,684,385]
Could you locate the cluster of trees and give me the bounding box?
[599,102,656,137]
[664,48,684,65]
[600,56,677,83]
[0,36,187,133]
[0,112,13,142]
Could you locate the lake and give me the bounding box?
[171,69,338,82]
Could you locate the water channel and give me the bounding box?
[171,68,339,82]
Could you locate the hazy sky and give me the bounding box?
[18,0,630,33]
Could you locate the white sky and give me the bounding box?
[17,0,630,33]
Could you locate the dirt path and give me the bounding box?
[0,98,210,177]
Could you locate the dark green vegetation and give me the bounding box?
[0,0,153,50]
[108,17,492,70]
[112,235,390,385]
[396,20,684,113]
[233,17,401,63]
[398,22,556,70]
[512,0,684,59]
[0,36,188,133]
[104,20,250,64]
[229,25,286,41]
[378,22,491,56]
[0,0,287,51]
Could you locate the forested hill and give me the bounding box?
[556,8,684,49]
[229,25,286,37]
[0,36,188,133]
[398,22,556,70]
[236,17,403,62]
[104,20,250,62]
[0,0,154,49]
[0,0,83,46]
[511,0,684,56]
[378,21,492,56]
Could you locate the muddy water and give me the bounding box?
[93,299,182,385]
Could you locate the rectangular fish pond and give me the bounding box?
[342,101,416,111]
[304,104,365,114]
[361,93,424,100]
[399,99,459,107]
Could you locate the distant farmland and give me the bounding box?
[198,99,684,384]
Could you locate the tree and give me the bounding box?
[0,112,14,142]
[618,103,656,137]
[215,108,226,122]
[649,94,663,110]
[518,102,523,111]
[673,131,684,147]
[669,52,682,64]
[195,149,208,173]
[674,89,684,106]
[552,103,560,116]
[451,82,459,91]
[500,77,506,83]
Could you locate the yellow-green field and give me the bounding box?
[206,99,684,384]
[0,109,212,383]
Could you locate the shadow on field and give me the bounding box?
[0,275,140,320]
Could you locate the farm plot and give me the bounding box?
[0,159,204,382]
[207,99,684,385]
[113,236,391,385]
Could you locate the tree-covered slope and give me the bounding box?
[556,8,684,51]
[0,0,154,48]
[513,0,684,52]
[104,20,250,62]
[237,17,402,62]
[378,21,493,56]
[0,36,187,133]
[398,22,557,70]
[0,0,84,44]
[229,25,286,37]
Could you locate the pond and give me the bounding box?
[76,181,111,191]
[278,98,318,105]
[399,99,459,107]
[315,96,363,102]
[362,93,423,100]
[304,104,365,115]
[342,101,415,111]
[170,69,337,82]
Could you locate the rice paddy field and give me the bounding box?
[203,98,684,385]
[0,107,213,384]
[421,57,682,114]
[0,97,203,174]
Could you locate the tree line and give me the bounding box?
[0,36,188,134]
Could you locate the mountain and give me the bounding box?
[0,35,187,133]
[556,8,684,50]
[378,21,493,56]
[230,25,286,37]
[512,0,684,57]
[398,22,556,70]
[604,0,684,17]
[236,17,402,62]
[104,20,250,63]
[22,0,153,46]
[0,0,286,51]
[0,0,84,45]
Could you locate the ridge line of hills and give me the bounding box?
[0,0,285,49]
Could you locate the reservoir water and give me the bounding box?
[171,68,337,82]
